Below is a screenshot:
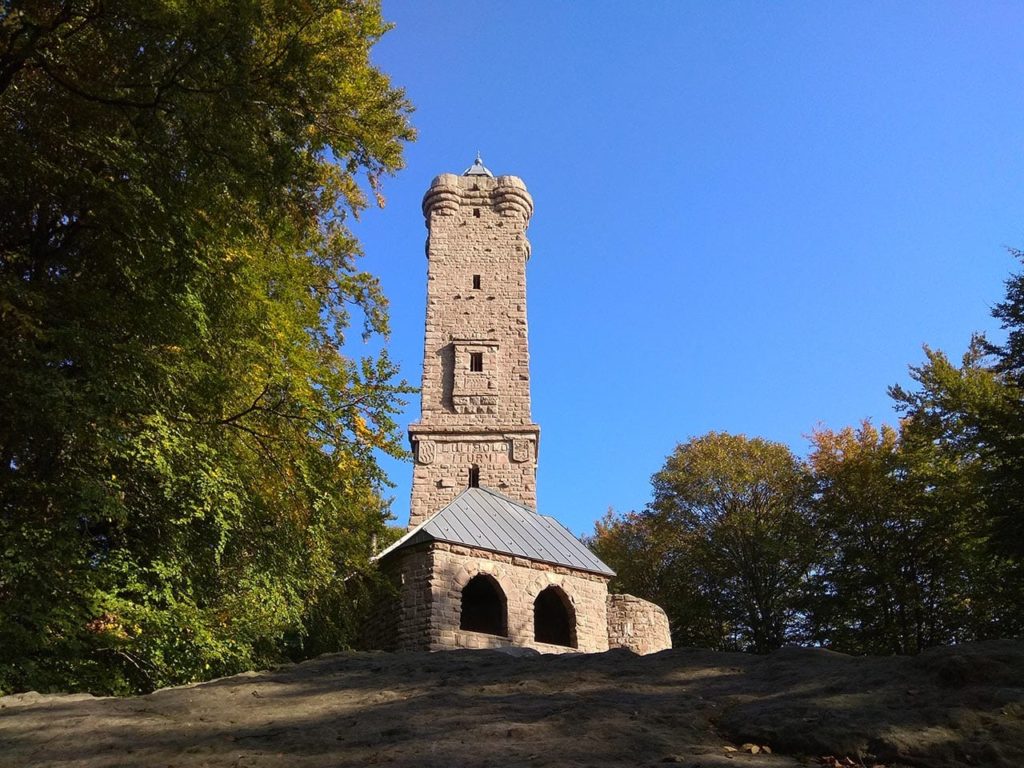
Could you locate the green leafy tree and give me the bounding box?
[890,252,1024,562]
[805,420,1007,653]
[0,1,414,694]
[588,508,722,648]
[592,433,816,653]
[887,341,1024,640]
[807,254,1024,653]
[806,422,915,654]
[881,253,1024,636]
[979,249,1024,557]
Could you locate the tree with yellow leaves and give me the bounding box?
[0,1,413,694]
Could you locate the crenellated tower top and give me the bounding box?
[422,171,533,228]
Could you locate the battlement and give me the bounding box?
[422,173,534,225]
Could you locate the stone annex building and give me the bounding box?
[374,157,671,655]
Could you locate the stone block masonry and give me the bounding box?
[607,593,673,655]
[371,159,671,658]
[409,172,539,528]
[381,541,611,654]
[407,428,538,527]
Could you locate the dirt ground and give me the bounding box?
[1,640,1022,768]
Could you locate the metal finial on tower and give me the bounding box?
[463,152,493,177]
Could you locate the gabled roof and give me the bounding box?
[376,486,615,577]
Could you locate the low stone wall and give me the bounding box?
[355,576,401,652]
[606,593,672,655]
[377,545,434,652]
[446,629,583,655]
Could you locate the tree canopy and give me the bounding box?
[0,0,414,694]
[591,254,1024,654]
[592,433,815,653]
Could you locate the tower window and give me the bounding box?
[473,208,481,218]
[469,464,480,488]
[470,352,483,372]
[472,274,481,289]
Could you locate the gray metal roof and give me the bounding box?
[463,152,494,177]
[376,487,615,577]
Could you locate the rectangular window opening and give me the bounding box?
[472,274,481,289]
[469,352,484,372]
[473,208,481,218]
[469,465,480,488]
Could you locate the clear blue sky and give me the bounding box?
[351,2,1024,535]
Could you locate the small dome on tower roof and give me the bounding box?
[463,152,493,177]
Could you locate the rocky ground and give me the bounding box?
[1,640,1022,768]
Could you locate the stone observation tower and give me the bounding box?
[407,154,539,528]
[372,158,671,655]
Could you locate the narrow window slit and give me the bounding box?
[472,274,481,289]
[470,352,483,372]
[469,465,480,488]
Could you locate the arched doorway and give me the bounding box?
[460,574,507,636]
[534,586,577,647]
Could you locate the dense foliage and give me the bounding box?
[591,254,1024,654]
[648,433,814,653]
[0,1,414,694]
[804,419,1018,653]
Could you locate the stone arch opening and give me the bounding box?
[460,574,507,636]
[534,586,577,648]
